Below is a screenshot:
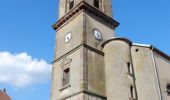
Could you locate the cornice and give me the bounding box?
[151,46,170,61]
[101,37,132,48]
[101,38,170,61]
[52,1,119,31]
[52,43,104,64]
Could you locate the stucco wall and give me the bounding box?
[51,48,82,100]
[55,12,84,59]
[87,49,106,96]
[154,52,170,100]
[103,39,135,100]
[85,13,115,51]
[51,45,106,100]
[131,45,160,100]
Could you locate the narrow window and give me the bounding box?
[94,0,99,9]
[166,83,170,96]
[127,62,133,75]
[63,68,70,86]
[69,0,74,10]
[127,62,131,74]
[65,0,69,13]
[130,86,134,98]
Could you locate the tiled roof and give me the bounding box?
[0,90,11,100]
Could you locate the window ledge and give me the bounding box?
[166,90,170,96]
[127,73,135,78]
[129,98,136,100]
[59,84,71,92]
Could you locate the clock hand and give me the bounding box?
[97,33,100,38]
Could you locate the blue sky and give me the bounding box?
[0,0,169,100]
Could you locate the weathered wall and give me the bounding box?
[59,92,106,100]
[52,10,112,99]
[55,12,84,59]
[85,13,115,51]
[154,52,170,100]
[51,48,82,100]
[131,45,160,100]
[87,49,106,96]
[102,39,135,100]
[84,93,106,100]
[51,45,106,100]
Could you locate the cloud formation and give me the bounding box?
[0,51,51,88]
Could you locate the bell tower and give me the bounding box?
[50,0,119,100]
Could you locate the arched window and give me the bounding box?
[94,0,99,9]
[63,68,70,86]
[130,86,134,98]
[65,0,74,13]
[69,0,74,10]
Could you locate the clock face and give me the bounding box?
[65,32,72,43]
[93,29,102,40]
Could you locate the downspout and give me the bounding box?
[151,46,163,100]
[130,46,138,100]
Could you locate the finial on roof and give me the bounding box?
[3,88,6,92]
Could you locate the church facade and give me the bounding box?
[50,0,170,100]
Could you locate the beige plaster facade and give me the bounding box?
[102,38,170,100]
[50,0,170,100]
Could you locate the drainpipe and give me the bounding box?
[151,46,163,100]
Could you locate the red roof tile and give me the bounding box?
[0,90,11,100]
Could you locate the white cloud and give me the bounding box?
[0,51,52,88]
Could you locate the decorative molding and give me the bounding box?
[58,89,107,100]
[151,46,170,61]
[52,1,119,31]
[59,84,71,92]
[101,37,132,48]
[60,58,72,68]
[52,44,104,64]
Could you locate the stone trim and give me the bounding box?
[52,44,104,64]
[59,89,107,100]
[151,46,170,61]
[60,58,72,68]
[101,37,132,48]
[80,47,88,89]
[133,43,170,61]
[83,90,107,99]
[101,38,170,61]
[52,1,119,31]
[133,44,170,61]
[59,84,71,92]
[151,48,163,100]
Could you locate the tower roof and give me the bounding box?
[0,89,11,100]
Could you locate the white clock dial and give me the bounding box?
[93,29,102,40]
[65,32,72,43]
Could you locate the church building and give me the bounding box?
[50,0,170,100]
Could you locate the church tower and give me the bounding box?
[50,0,119,100]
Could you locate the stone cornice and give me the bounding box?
[58,89,107,100]
[101,37,132,48]
[52,43,104,64]
[52,1,119,31]
[101,37,170,61]
[151,46,170,61]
